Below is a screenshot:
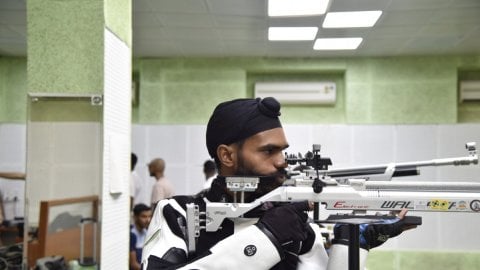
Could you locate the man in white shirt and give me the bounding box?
[149,158,175,207]
[202,159,217,190]
[131,153,155,208]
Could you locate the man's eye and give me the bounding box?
[263,148,274,154]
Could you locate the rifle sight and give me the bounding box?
[285,144,332,171]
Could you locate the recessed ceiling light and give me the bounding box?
[269,27,318,41]
[323,11,382,28]
[313,38,363,50]
[268,0,330,17]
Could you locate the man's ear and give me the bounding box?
[217,144,237,169]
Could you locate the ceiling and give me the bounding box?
[1,0,480,58]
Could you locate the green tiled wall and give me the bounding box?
[2,55,480,123]
[346,57,457,123]
[138,60,247,124]
[104,0,132,48]
[27,0,104,94]
[367,250,480,270]
[136,56,480,124]
[0,57,27,123]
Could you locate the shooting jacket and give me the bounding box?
[142,178,367,270]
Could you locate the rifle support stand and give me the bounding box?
[348,224,360,270]
[320,218,382,270]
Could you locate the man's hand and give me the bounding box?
[257,201,310,245]
[396,209,418,231]
[333,209,418,250]
[256,201,314,268]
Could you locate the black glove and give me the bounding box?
[333,218,406,250]
[257,201,309,243]
[256,201,311,266]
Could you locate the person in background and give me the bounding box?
[149,158,174,208]
[130,153,155,209]
[202,159,217,190]
[142,97,415,270]
[130,153,138,209]
[130,204,152,270]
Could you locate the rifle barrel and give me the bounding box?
[326,165,419,178]
[321,155,478,179]
[363,181,480,192]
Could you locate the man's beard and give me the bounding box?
[234,154,287,200]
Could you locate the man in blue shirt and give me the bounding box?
[130,204,152,270]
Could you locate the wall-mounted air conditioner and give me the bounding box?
[460,80,480,102]
[254,81,336,104]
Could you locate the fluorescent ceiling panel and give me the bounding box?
[313,38,363,50]
[323,11,383,28]
[268,0,329,17]
[268,27,318,41]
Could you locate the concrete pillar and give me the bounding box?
[27,0,132,268]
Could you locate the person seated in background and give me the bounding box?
[202,159,217,190]
[130,204,152,270]
[142,97,416,269]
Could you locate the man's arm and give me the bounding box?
[130,250,141,270]
[142,199,283,270]
[297,223,330,270]
[176,226,281,270]
[327,244,369,270]
[130,232,142,270]
[0,172,26,180]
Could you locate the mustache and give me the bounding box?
[253,169,286,200]
[257,168,287,182]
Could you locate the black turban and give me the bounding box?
[206,97,282,159]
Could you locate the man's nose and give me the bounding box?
[275,153,287,168]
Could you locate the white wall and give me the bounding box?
[0,124,26,220]
[132,123,480,252]
[284,124,480,251]
[132,124,210,196]
[1,123,479,251]
[25,121,102,225]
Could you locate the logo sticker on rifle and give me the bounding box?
[380,201,413,209]
[333,201,369,209]
[457,201,468,211]
[470,200,480,212]
[428,199,451,211]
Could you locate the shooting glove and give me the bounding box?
[256,201,312,265]
[333,218,406,250]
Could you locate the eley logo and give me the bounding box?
[333,201,369,209]
[381,201,414,209]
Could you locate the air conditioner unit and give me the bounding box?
[460,80,480,102]
[254,81,336,104]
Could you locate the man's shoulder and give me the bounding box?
[170,195,204,208]
[130,226,138,239]
[153,192,208,216]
